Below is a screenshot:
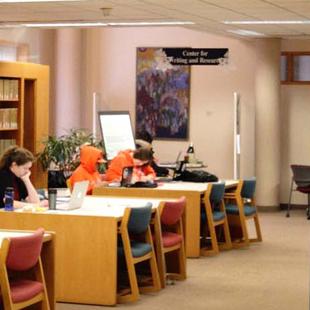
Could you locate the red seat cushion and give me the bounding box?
[162,232,182,247]
[297,186,310,193]
[10,280,43,303]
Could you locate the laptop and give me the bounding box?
[56,180,89,210]
[120,166,158,188]
[121,166,134,187]
[159,151,182,167]
[172,160,186,180]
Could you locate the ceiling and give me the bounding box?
[1,0,310,39]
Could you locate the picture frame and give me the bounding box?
[136,47,190,140]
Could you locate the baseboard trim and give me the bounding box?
[279,203,307,210]
[257,205,280,212]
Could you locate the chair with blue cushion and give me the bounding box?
[117,203,161,303]
[200,183,232,256]
[224,178,262,248]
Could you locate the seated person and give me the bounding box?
[136,129,169,177]
[69,145,107,194]
[0,146,40,208]
[105,147,156,184]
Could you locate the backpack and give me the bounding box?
[174,170,218,183]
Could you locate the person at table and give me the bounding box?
[0,146,40,208]
[69,145,107,194]
[105,147,156,183]
[136,129,169,177]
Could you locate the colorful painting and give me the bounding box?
[136,47,190,140]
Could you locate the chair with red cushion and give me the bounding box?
[158,196,186,287]
[287,164,310,219]
[0,228,50,310]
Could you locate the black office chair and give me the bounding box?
[287,165,310,219]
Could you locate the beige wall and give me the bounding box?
[281,39,310,205]
[81,27,257,180]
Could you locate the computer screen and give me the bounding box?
[98,111,136,160]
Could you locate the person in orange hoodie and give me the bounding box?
[105,147,155,183]
[69,145,106,194]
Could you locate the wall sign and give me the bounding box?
[162,48,229,65]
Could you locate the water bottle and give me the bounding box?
[4,187,14,211]
[186,142,196,163]
[48,188,57,210]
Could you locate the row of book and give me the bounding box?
[0,108,18,129]
[0,79,19,101]
[0,139,16,155]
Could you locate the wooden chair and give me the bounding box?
[117,203,161,303]
[224,178,262,248]
[200,183,232,256]
[157,197,186,287]
[0,228,50,310]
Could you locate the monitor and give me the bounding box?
[98,111,136,160]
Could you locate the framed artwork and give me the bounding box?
[136,47,190,140]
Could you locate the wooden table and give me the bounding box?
[0,197,167,306]
[94,180,238,258]
[0,230,55,310]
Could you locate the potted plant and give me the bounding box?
[38,129,104,188]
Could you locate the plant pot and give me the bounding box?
[48,170,67,188]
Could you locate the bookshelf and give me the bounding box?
[0,61,49,187]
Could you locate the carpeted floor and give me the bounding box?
[57,210,310,310]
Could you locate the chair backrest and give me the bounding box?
[127,203,153,234]
[210,183,225,205]
[161,196,186,226]
[241,178,256,199]
[6,228,44,271]
[291,165,310,187]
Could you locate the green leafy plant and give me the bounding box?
[38,129,104,174]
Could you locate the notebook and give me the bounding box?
[56,180,89,210]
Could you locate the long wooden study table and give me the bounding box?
[94,180,238,258]
[0,196,168,306]
[0,230,55,309]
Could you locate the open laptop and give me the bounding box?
[159,151,182,167]
[172,160,186,180]
[56,180,89,210]
[121,166,134,187]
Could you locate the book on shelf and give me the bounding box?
[0,139,16,155]
[0,79,19,101]
[0,108,18,129]
[0,80,3,100]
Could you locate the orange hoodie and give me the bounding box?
[105,149,155,182]
[69,145,103,194]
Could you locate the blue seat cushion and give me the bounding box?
[225,204,257,216]
[201,210,225,222]
[118,241,152,258]
[213,211,225,222]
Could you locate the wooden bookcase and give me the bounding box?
[0,61,49,187]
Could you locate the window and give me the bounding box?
[281,52,310,84]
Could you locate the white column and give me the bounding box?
[255,39,281,207]
[54,28,82,135]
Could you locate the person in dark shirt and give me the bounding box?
[0,146,40,208]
